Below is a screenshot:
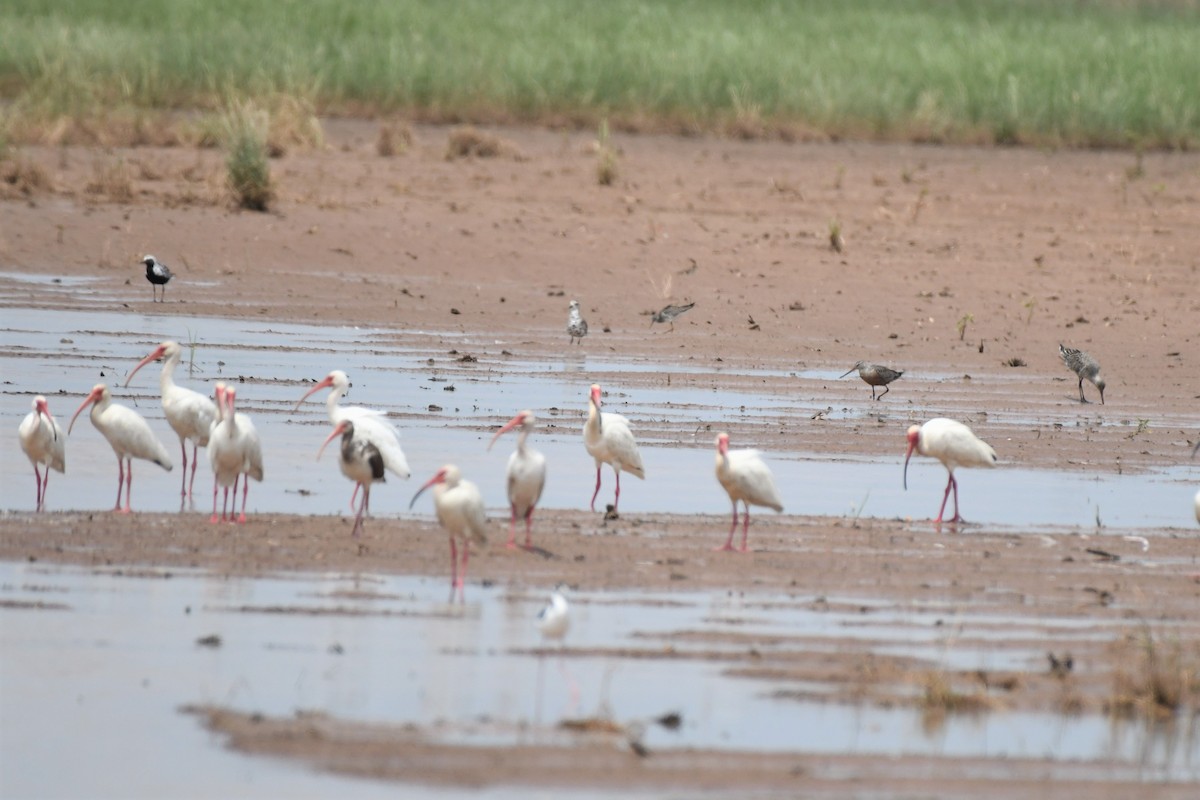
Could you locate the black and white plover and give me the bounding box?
[1059,344,1105,404]
[142,255,173,302]
[567,300,588,345]
[650,301,695,332]
[840,361,904,400]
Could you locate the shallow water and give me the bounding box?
[3,305,1198,529]
[2,562,1196,799]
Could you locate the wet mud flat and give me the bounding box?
[3,510,1199,796]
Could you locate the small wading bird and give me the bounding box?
[293,369,410,511]
[840,361,904,400]
[650,301,695,332]
[142,255,173,302]
[534,585,578,718]
[125,340,217,499]
[567,300,588,345]
[69,383,173,513]
[904,418,997,525]
[410,465,488,591]
[1059,344,1105,404]
[583,384,645,514]
[18,395,66,512]
[319,419,384,538]
[713,432,783,552]
[207,384,264,523]
[488,410,547,549]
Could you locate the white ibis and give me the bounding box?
[583,384,645,513]
[318,419,385,537]
[488,410,547,549]
[207,383,242,523]
[904,418,997,525]
[125,340,217,499]
[293,370,411,504]
[142,255,173,302]
[840,361,904,400]
[410,465,488,590]
[18,395,65,511]
[567,300,588,345]
[1059,344,1105,404]
[223,385,264,523]
[69,383,172,513]
[713,432,783,552]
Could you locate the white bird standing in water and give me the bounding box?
[904,418,997,525]
[69,383,172,513]
[583,384,645,514]
[534,585,578,716]
[207,384,241,523]
[410,465,488,591]
[713,432,783,552]
[293,370,410,508]
[125,340,217,500]
[567,300,588,345]
[319,419,385,537]
[224,385,263,523]
[18,395,66,511]
[488,409,547,549]
[1059,344,1106,404]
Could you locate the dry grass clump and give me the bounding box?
[595,119,618,186]
[1107,629,1200,720]
[85,158,135,203]
[917,670,1001,729]
[376,121,413,157]
[445,126,509,159]
[222,102,273,211]
[263,93,324,157]
[0,156,52,199]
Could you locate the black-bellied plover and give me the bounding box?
[142,255,173,302]
[567,300,588,344]
[840,361,904,400]
[1059,344,1105,404]
[650,301,695,332]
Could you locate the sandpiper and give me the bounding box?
[840,361,904,400]
[650,301,695,332]
[1059,344,1105,404]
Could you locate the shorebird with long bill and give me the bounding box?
[904,418,997,525]
[319,419,385,537]
[1059,344,1105,404]
[410,465,488,591]
[488,409,547,549]
[713,432,783,552]
[125,340,217,499]
[18,395,66,511]
[69,384,172,513]
[840,361,904,400]
[583,384,645,514]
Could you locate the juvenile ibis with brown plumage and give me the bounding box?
[319,419,385,538]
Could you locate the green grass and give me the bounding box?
[2,0,1199,148]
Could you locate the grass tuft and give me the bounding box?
[376,121,413,157]
[85,158,134,203]
[445,126,504,159]
[222,103,273,211]
[1108,629,1200,720]
[0,155,52,198]
[595,119,618,186]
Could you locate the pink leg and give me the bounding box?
[351,484,367,537]
[948,475,961,523]
[121,459,133,514]
[590,466,603,512]
[458,539,471,589]
[613,469,621,512]
[448,537,459,587]
[350,482,360,513]
[33,465,45,511]
[188,441,200,497]
[524,507,535,549]
[179,438,188,497]
[211,474,220,523]
[934,472,954,524]
[112,457,129,513]
[505,506,517,549]
[715,500,738,551]
[237,474,251,523]
[739,504,751,552]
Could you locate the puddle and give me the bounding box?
[2,306,1198,529]
[1,562,1196,797]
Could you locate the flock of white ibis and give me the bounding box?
[15,333,1200,589]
